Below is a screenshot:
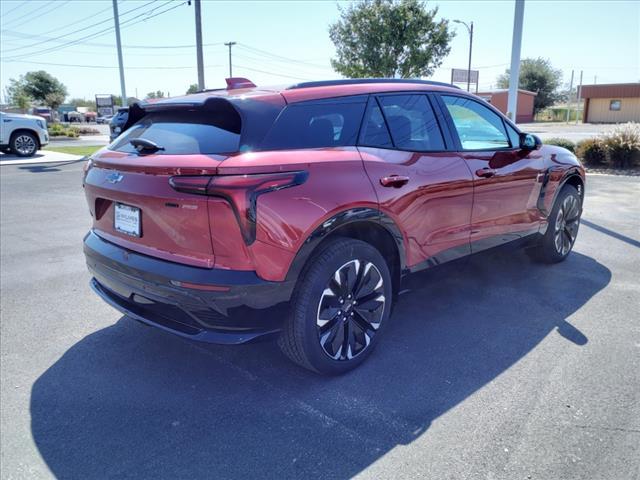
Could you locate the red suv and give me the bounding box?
[83,78,585,374]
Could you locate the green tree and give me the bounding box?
[44,92,66,111]
[145,90,165,99]
[186,83,199,94]
[70,98,97,110]
[7,71,67,105]
[112,96,139,107]
[15,94,31,112]
[497,58,563,112]
[329,0,454,78]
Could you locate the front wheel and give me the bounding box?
[279,237,393,375]
[10,132,38,157]
[531,184,582,263]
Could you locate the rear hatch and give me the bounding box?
[84,106,240,268]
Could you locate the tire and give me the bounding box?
[10,131,39,157]
[531,184,582,263]
[279,237,393,375]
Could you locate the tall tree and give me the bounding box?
[497,58,563,112]
[145,90,166,99]
[6,71,67,105]
[44,92,66,111]
[329,0,454,78]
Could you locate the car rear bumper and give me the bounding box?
[84,230,293,344]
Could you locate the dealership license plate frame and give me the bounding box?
[114,203,141,237]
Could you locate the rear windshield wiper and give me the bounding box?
[129,138,165,155]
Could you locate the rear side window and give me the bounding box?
[360,101,393,148]
[259,100,366,150]
[378,95,444,151]
[110,110,240,155]
[442,95,510,150]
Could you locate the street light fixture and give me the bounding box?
[453,19,474,92]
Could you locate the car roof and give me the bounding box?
[139,79,464,109]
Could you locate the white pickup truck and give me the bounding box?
[0,111,50,157]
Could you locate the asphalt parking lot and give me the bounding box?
[1,161,638,479]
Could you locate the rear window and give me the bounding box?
[110,109,240,155]
[259,99,366,150]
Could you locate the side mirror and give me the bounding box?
[520,133,542,150]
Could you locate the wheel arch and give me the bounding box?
[10,128,41,149]
[285,208,406,296]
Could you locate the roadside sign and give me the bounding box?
[451,68,479,84]
[95,94,114,117]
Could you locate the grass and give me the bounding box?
[44,145,103,156]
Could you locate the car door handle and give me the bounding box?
[3,119,11,122]
[475,167,496,178]
[380,175,410,188]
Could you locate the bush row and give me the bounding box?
[544,123,640,169]
[48,123,79,138]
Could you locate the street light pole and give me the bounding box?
[507,0,525,122]
[454,20,473,92]
[224,41,236,78]
[112,0,127,107]
[194,0,205,90]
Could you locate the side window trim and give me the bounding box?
[436,93,518,152]
[365,92,447,153]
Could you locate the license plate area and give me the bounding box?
[114,203,141,237]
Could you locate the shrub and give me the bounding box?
[74,126,100,135]
[576,138,607,166]
[544,137,575,153]
[48,123,80,138]
[601,123,640,169]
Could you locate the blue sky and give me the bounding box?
[1,0,638,101]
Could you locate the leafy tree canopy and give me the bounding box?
[329,0,454,78]
[497,58,563,112]
[186,84,199,94]
[5,71,67,106]
[145,90,166,99]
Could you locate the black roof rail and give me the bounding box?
[286,78,460,90]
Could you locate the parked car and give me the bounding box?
[83,78,585,374]
[97,115,113,125]
[0,111,49,157]
[109,107,128,141]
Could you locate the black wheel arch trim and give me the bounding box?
[539,168,584,217]
[284,207,407,283]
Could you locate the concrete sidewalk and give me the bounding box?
[0,150,85,166]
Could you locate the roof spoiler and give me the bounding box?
[226,77,256,90]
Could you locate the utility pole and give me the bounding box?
[112,0,127,107]
[575,70,583,124]
[454,20,474,92]
[565,70,574,123]
[506,0,525,122]
[224,41,236,78]
[194,0,205,90]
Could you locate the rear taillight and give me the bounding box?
[169,171,308,244]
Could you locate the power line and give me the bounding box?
[2,31,223,50]
[237,43,330,69]
[1,0,56,26]
[0,0,28,19]
[2,0,158,54]
[8,0,72,31]
[2,0,187,61]
[1,59,222,70]
[234,63,317,82]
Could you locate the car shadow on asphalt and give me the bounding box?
[30,249,611,479]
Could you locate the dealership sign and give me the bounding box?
[95,94,114,117]
[451,68,479,84]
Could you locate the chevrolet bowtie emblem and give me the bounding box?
[106,172,124,184]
